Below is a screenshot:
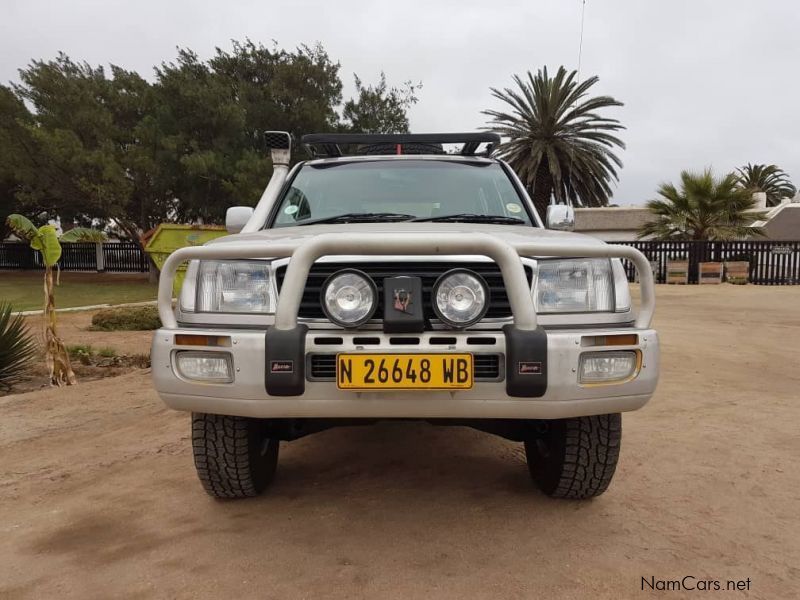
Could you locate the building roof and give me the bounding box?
[574,202,800,241]
[751,202,800,239]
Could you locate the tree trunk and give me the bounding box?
[530,162,554,221]
[43,266,76,386]
[119,218,159,283]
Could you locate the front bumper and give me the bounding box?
[151,327,659,419]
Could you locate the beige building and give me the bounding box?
[574,207,656,241]
[750,201,800,239]
[575,196,800,241]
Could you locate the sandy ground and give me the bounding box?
[3,312,154,395]
[1,285,799,599]
[23,310,154,357]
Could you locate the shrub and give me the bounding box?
[90,305,161,331]
[67,344,95,365]
[0,302,37,390]
[64,344,150,369]
[67,344,93,356]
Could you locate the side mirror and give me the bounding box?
[546,204,575,231]
[226,206,255,234]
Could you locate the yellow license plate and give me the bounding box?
[336,353,473,390]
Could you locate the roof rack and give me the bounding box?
[301,132,500,158]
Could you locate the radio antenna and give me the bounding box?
[577,0,587,82]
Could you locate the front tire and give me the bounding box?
[524,414,622,499]
[191,413,279,499]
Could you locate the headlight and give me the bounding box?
[535,258,614,313]
[321,269,377,327]
[195,260,275,313]
[433,269,488,327]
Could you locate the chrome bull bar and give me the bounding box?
[157,232,655,330]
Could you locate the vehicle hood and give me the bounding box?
[208,223,606,254]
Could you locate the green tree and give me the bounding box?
[342,72,420,133]
[152,48,250,225]
[6,214,106,386]
[483,66,625,217]
[0,85,37,237]
[736,163,796,207]
[154,41,346,224]
[638,169,766,241]
[209,41,343,144]
[8,54,169,241]
[105,65,175,239]
[2,42,419,237]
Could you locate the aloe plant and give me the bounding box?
[0,302,37,391]
[5,215,106,386]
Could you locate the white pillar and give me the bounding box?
[95,242,105,272]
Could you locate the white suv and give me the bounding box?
[151,132,659,500]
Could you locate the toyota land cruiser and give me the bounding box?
[151,132,659,500]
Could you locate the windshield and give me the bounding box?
[271,159,535,227]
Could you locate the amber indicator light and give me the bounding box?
[174,334,232,348]
[582,334,638,347]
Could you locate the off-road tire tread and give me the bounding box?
[191,413,278,499]
[526,414,621,499]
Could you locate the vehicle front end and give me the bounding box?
[152,227,658,421]
[150,131,659,500]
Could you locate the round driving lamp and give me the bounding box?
[321,269,377,327]
[432,269,489,327]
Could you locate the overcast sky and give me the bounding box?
[2,0,798,205]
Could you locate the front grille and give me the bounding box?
[308,353,502,381]
[275,262,533,322]
[472,354,501,379]
[309,354,338,379]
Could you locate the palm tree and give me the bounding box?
[638,170,766,241]
[5,215,106,386]
[736,163,796,206]
[483,66,625,217]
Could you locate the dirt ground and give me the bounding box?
[1,285,798,599]
[3,311,154,395]
[24,309,154,357]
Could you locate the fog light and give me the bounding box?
[175,351,233,382]
[432,269,488,327]
[579,351,638,384]
[321,269,377,327]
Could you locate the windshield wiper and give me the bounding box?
[411,213,526,225]
[294,212,417,226]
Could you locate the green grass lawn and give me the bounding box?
[0,271,158,311]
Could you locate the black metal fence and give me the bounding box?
[614,240,800,285]
[102,243,151,272]
[0,242,149,272]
